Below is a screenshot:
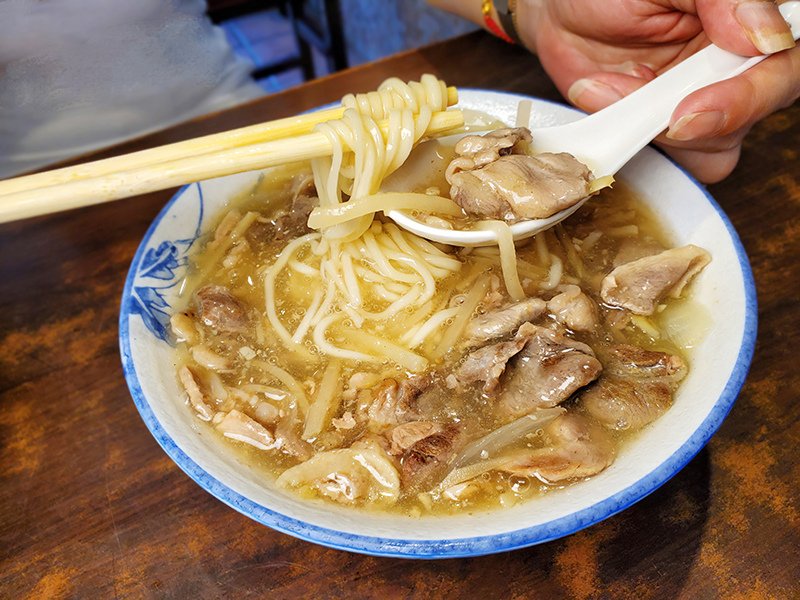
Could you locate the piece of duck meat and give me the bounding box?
[400,423,466,492]
[445,127,592,222]
[581,378,673,431]
[213,409,276,450]
[194,285,252,334]
[451,127,533,167]
[178,366,214,421]
[601,244,711,315]
[582,344,687,431]
[450,322,538,393]
[388,421,443,456]
[602,344,687,381]
[463,297,546,346]
[546,285,599,333]
[448,153,594,222]
[273,193,318,240]
[274,412,314,460]
[497,413,614,482]
[498,324,602,419]
[246,175,318,244]
[365,374,431,430]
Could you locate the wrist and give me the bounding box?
[514,0,543,54]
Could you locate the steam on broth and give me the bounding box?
[170,77,710,515]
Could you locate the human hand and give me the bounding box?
[515,0,798,182]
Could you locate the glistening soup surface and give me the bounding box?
[169,160,710,517]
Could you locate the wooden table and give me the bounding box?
[1,31,798,599]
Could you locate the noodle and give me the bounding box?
[251,360,310,414]
[307,193,462,229]
[475,221,525,301]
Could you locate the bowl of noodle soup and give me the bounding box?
[120,88,756,558]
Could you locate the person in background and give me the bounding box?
[428,0,798,183]
[0,0,263,178]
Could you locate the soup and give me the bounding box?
[168,76,710,515]
[170,173,709,515]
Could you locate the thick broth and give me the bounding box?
[172,167,703,516]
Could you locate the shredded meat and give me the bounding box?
[582,345,687,431]
[463,297,546,346]
[546,285,599,332]
[601,244,711,315]
[498,413,614,482]
[445,127,593,222]
[194,285,251,334]
[498,323,602,418]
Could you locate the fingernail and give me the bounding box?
[567,78,624,107]
[735,1,795,54]
[667,110,727,141]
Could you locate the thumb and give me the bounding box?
[696,0,795,55]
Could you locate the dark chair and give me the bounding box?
[206,0,347,83]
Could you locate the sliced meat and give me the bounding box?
[582,345,688,431]
[400,423,466,492]
[547,285,599,332]
[448,153,593,222]
[275,413,314,460]
[601,244,711,315]
[582,378,673,431]
[388,421,443,456]
[451,323,538,393]
[451,338,527,393]
[246,177,318,245]
[194,285,251,334]
[451,127,532,167]
[463,297,546,346]
[498,413,614,482]
[273,193,317,239]
[498,324,602,418]
[213,409,276,450]
[602,344,687,381]
[365,375,431,430]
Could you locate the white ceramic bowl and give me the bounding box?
[119,90,756,558]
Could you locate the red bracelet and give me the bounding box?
[482,0,515,44]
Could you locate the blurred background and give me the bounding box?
[0,0,475,178]
[210,0,476,92]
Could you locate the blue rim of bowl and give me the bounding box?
[119,90,757,559]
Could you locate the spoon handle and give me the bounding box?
[530,0,800,177]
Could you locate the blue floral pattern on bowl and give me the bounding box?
[128,183,205,343]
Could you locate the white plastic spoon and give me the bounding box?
[388,0,800,246]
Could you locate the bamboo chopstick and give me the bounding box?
[0,87,458,198]
[0,109,464,224]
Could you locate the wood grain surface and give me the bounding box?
[1,32,798,599]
